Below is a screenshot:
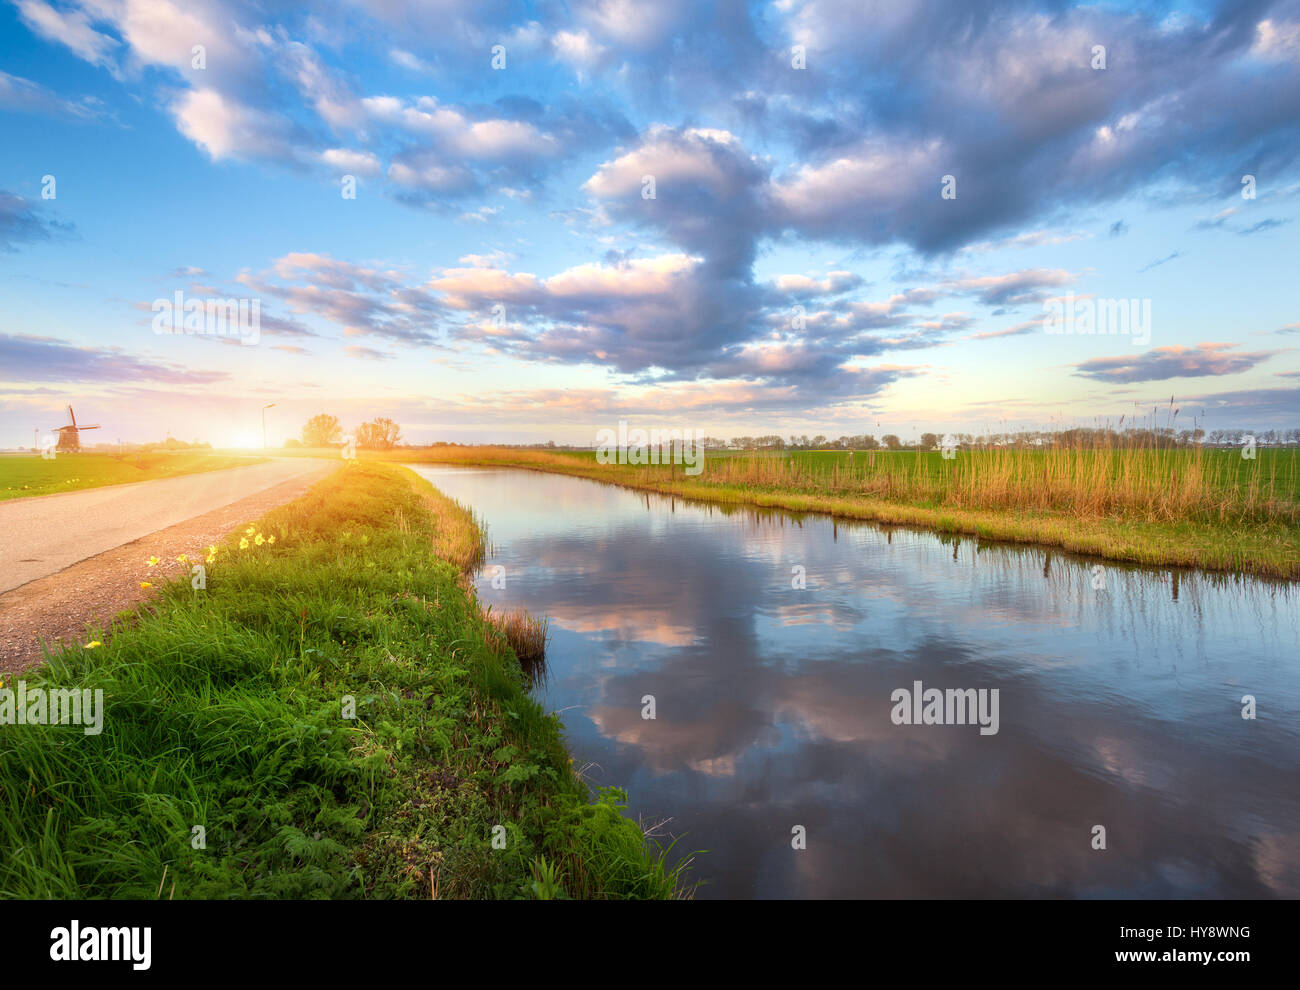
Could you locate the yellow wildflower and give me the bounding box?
[245,526,255,535]
[140,582,152,589]
[147,556,159,567]
[177,554,188,564]
[207,545,217,556]
[205,554,216,565]
[84,641,101,649]
[268,535,276,545]
[239,537,249,550]
[255,534,265,546]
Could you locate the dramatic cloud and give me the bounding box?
[431,251,766,375]
[580,3,1300,259]
[585,127,772,277]
[9,0,1300,430]
[22,0,1300,255]
[239,254,442,345]
[0,333,228,385]
[1073,343,1280,383]
[776,0,1300,244]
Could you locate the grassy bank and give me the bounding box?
[0,451,268,501]
[0,461,688,899]
[388,446,1300,580]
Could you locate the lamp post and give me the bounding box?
[262,403,276,449]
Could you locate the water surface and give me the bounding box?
[409,465,1300,899]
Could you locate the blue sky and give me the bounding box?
[1,0,1297,447]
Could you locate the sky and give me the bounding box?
[1,0,1298,448]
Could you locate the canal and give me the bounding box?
[409,464,1300,898]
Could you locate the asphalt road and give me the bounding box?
[0,458,335,594]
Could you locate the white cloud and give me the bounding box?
[585,126,751,198]
[15,0,117,66]
[553,29,607,74]
[362,95,557,160]
[172,88,297,162]
[320,148,381,176]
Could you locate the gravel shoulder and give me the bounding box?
[0,458,334,594]
[0,463,336,674]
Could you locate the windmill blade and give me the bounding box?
[67,405,76,427]
[80,424,101,430]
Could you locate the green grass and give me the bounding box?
[0,451,268,500]
[384,446,1300,579]
[0,461,690,899]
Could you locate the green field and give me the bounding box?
[0,452,267,500]
[0,462,687,899]
[385,445,1300,579]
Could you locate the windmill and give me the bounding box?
[54,405,100,452]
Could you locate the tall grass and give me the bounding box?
[702,442,1298,525]
[417,485,487,572]
[389,434,1298,526]
[483,607,549,685]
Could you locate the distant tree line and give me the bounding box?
[293,414,403,450]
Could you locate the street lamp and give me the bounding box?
[262,403,276,449]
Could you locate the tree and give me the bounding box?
[355,417,402,450]
[920,432,940,451]
[882,434,902,450]
[302,414,343,447]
